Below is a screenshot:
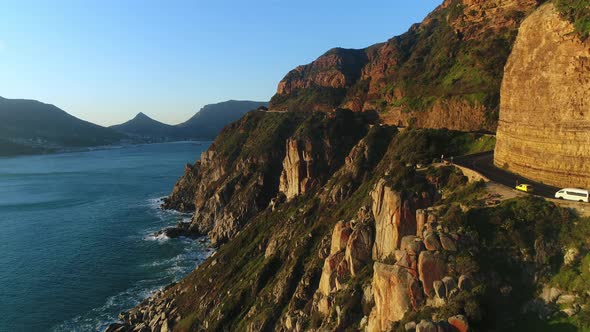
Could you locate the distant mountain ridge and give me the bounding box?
[177,100,269,139]
[110,100,269,141]
[0,97,268,156]
[0,96,124,156]
[110,112,178,140]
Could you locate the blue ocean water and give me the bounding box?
[0,142,211,332]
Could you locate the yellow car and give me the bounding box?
[515,184,534,193]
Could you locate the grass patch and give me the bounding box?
[555,0,590,40]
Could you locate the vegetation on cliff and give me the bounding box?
[270,0,540,132]
[555,0,590,40]
[111,109,590,332]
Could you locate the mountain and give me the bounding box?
[110,1,590,332]
[110,112,179,140]
[111,100,269,141]
[0,96,124,156]
[270,0,540,133]
[177,100,269,139]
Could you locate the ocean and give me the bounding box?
[0,142,211,332]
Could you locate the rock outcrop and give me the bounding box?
[368,262,424,331]
[159,112,303,245]
[270,0,539,132]
[161,163,200,212]
[278,109,373,201]
[279,138,319,200]
[371,179,431,261]
[495,3,590,188]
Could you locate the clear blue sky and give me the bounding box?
[0,0,442,126]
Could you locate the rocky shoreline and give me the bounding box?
[105,285,181,332]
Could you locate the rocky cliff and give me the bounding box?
[110,113,578,331]
[270,0,540,132]
[494,3,590,188]
[161,110,373,245]
[107,1,590,332]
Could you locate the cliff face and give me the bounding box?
[270,0,540,132]
[494,3,590,188]
[111,109,589,331]
[162,110,373,245]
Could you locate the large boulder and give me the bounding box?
[318,251,347,296]
[424,232,442,251]
[439,233,457,251]
[345,222,374,276]
[416,320,437,332]
[448,315,469,332]
[369,262,424,331]
[330,221,353,254]
[371,179,430,261]
[418,251,447,297]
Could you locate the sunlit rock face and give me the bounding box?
[495,3,590,188]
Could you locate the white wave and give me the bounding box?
[143,231,169,242]
[53,235,214,331]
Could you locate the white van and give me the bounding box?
[555,188,589,203]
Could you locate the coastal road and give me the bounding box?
[454,151,560,199]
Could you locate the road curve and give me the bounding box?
[454,151,560,199]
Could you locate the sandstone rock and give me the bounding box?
[564,247,580,266]
[360,316,369,330]
[363,283,375,309]
[448,315,469,332]
[401,235,419,251]
[416,209,427,237]
[401,235,424,255]
[318,251,347,296]
[405,321,417,331]
[557,294,577,305]
[345,222,374,276]
[396,251,418,275]
[540,286,562,304]
[562,305,581,317]
[317,296,331,316]
[416,319,437,332]
[433,280,446,300]
[438,233,457,251]
[424,232,442,251]
[279,138,318,200]
[370,262,424,330]
[318,235,331,260]
[371,180,406,260]
[394,250,406,262]
[132,323,148,332]
[372,179,429,261]
[265,236,279,259]
[331,221,353,254]
[418,251,446,297]
[105,324,127,332]
[494,3,590,188]
[160,320,170,332]
[442,277,457,299]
